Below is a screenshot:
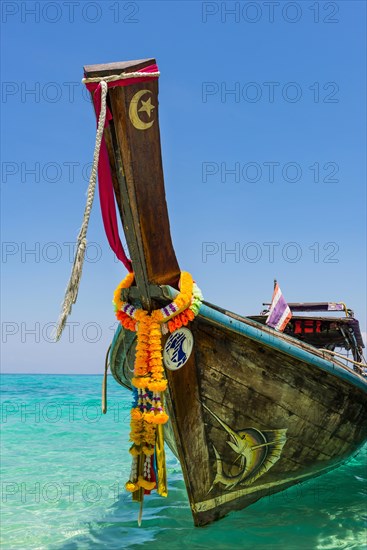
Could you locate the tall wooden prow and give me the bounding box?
[84,58,180,309]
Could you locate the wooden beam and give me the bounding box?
[84,59,180,309]
[84,59,155,78]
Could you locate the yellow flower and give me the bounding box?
[143,411,156,424]
[138,476,156,491]
[151,310,164,322]
[135,310,149,322]
[129,445,141,456]
[148,380,167,392]
[132,376,150,389]
[142,446,155,456]
[131,408,142,420]
[125,481,139,492]
[121,272,135,289]
[153,412,169,425]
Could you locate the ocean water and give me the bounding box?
[1,374,366,550]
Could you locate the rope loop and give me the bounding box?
[82,70,160,85]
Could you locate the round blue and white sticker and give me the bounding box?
[163,328,194,371]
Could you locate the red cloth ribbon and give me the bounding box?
[85,64,159,273]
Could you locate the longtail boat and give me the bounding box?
[57,58,367,527]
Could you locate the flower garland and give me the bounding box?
[113,271,203,499]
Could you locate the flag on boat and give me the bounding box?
[266,282,292,332]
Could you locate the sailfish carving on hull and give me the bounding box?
[203,404,287,490]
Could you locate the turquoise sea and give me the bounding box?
[1,374,366,549]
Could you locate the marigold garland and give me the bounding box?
[112,271,203,499]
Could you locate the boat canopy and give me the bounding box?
[288,302,348,313]
[263,302,349,314]
[251,311,365,365]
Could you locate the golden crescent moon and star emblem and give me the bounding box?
[128,89,155,131]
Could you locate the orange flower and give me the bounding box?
[132,376,150,389]
[148,380,167,392]
[153,412,169,425]
[181,313,188,326]
[151,310,164,322]
[144,411,156,424]
[131,407,143,420]
[186,309,195,321]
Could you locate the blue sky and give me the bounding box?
[1,0,366,373]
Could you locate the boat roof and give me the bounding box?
[287,302,348,312]
[263,301,350,314]
[251,314,365,349]
[259,301,364,349]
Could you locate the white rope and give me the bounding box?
[319,348,366,369]
[55,80,108,341]
[82,70,160,85]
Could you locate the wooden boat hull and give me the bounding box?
[111,298,367,526]
[82,58,367,526]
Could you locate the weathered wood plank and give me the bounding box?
[86,59,180,309]
[109,81,180,286]
[84,59,156,78]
